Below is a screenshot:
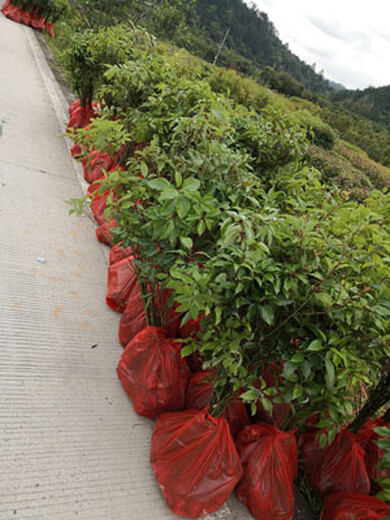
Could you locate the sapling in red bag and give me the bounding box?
[118,287,180,346]
[150,408,243,517]
[106,257,137,312]
[117,326,190,418]
[186,371,249,436]
[320,492,390,520]
[236,423,297,520]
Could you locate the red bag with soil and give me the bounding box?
[150,409,243,517]
[106,257,136,312]
[314,429,370,498]
[67,104,96,130]
[236,423,297,520]
[109,243,133,265]
[118,288,181,346]
[83,150,115,184]
[185,371,249,436]
[96,220,116,245]
[91,187,117,226]
[299,432,327,487]
[2,1,22,22]
[320,493,390,520]
[118,281,146,345]
[116,326,190,418]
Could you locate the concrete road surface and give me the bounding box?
[0,10,254,520]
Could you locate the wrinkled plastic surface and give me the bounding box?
[95,220,116,245]
[236,423,297,520]
[117,326,190,418]
[67,104,95,130]
[109,243,134,265]
[186,371,249,436]
[83,150,114,183]
[106,257,136,312]
[118,281,146,346]
[315,430,370,498]
[299,432,327,487]
[320,493,390,520]
[150,409,243,518]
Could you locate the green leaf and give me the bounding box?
[325,359,335,388]
[182,178,201,192]
[180,236,193,250]
[240,389,259,402]
[176,197,191,219]
[197,219,206,235]
[307,339,324,352]
[291,352,304,364]
[147,177,171,191]
[260,305,275,326]
[140,162,148,177]
[174,171,182,187]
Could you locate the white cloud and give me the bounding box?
[246,0,390,89]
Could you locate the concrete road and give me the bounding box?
[0,11,253,520]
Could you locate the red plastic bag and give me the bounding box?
[96,220,116,245]
[45,21,54,38]
[106,257,137,312]
[29,12,45,31]
[316,430,370,499]
[69,99,81,115]
[67,104,95,130]
[299,432,327,487]
[186,371,249,436]
[150,409,243,517]
[1,0,10,15]
[236,423,297,520]
[20,9,31,26]
[118,281,146,346]
[3,2,22,22]
[83,151,115,184]
[320,493,390,520]
[117,326,190,418]
[109,243,133,265]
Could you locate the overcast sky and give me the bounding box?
[247,0,390,90]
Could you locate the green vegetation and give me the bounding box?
[332,85,390,133]
[63,27,390,438]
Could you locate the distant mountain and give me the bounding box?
[328,80,345,92]
[331,85,390,130]
[192,0,337,93]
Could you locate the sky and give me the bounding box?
[247,0,390,90]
